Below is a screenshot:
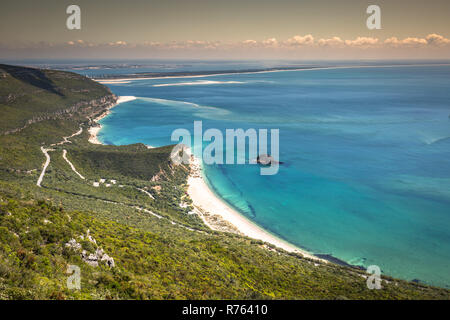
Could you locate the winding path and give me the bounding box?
[37,127,83,187]
[51,127,83,146]
[36,147,52,187]
[34,127,189,230]
[62,149,85,180]
[35,127,322,262]
[137,187,155,200]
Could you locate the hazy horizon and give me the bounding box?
[1,0,450,59]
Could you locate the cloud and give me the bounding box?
[241,39,258,47]
[384,34,450,48]
[109,40,127,46]
[385,37,427,47]
[262,38,278,47]
[3,34,449,55]
[285,34,314,46]
[184,40,220,49]
[143,40,220,50]
[317,36,344,47]
[401,37,427,46]
[344,37,380,48]
[426,34,450,46]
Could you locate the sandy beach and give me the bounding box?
[88,96,137,144]
[187,155,321,261]
[87,93,321,261]
[93,64,450,85]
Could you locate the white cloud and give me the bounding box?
[317,36,344,47]
[345,37,380,48]
[242,39,258,46]
[384,34,450,48]
[426,34,450,46]
[401,37,427,46]
[285,34,314,46]
[262,38,278,47]
[109,41,127,46]
[4,33,449,57]
[385,37,427,47]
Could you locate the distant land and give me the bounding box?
[91,66,323,80]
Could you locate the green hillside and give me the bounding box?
[0,64,448,300]
[0,64,114,134]
[0,64,116,170]
[2,197,449,300]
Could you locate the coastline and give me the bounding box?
[93,63,450,84]
[88,96,137,144]
[88,93,324,262]
[187,155,322,261]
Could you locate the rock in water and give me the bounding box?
[256,154,283,165]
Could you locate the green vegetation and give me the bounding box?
[0,64,448,300]
[0,64,115,170]
[0,64,113,134]
[2,198,448,300]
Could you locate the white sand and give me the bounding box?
[88,126,103,144]
[97,80,132,84]
[187,156,321,261]
[88,96,137,145]
[92,64,450,84]
[152,80,244,87]
[86,94,321,260]
[116,96,137,104]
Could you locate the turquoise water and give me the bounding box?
[97,65,450,288]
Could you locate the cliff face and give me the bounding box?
[0,64,118,170]
[1,94,117,136]
[0,64,116,135]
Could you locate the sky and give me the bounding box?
[1,0,450,59]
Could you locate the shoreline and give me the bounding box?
[88,96,137,144]
[88,95,324,262]
[186,154,323,261]
[93,63,450,84]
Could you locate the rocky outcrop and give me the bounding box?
[65,238,82,251]
[81,248,115,268]
[64,229,115,268]
[256,154,284,165]
[1,94,117,136]
[151,168,165,182]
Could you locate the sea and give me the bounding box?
[13,59,450,288]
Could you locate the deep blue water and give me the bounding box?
[88,63,450,288]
